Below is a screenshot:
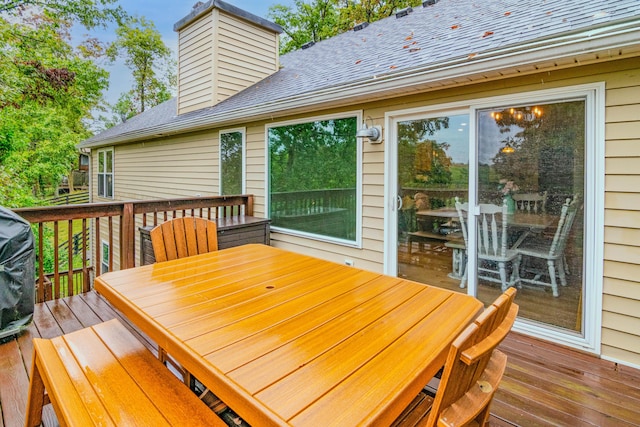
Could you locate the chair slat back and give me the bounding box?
[513,191,547,213]
[426,288,518,426]
[548,197,578,257]
[456,198,509,258]
[151,217,218,262]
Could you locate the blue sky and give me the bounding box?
[90,0,294,110]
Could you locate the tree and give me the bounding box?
[269,0,339,54]
[0,0,126,28]
[268,117,357,192]
[106,16,175,122]
[0,2,120,206]
[269,0,422,54]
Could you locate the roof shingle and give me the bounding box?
[80,0,640,147]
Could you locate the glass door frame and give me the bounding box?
[384,83,604,354]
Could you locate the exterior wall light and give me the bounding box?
[356,118,382,143]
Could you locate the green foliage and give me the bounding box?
[32,223,55,273]
[269,117,357,192]
[0,0,126,29]
[397,117,452,188]
[269,0,422,54]
[106,15,175,121]
[0,9,111,206]
[336,0,424,29]
[220,131,243,195]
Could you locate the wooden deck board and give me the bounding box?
[1,291,639,427]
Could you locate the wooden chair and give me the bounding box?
[393,288,518,427]
[150,216,218,262]
[515,198,579,297]
[455,198,520,291]
[512,191,547,213]
[150,217,219,380]
[25,318,225,427]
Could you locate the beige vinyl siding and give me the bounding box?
[214,12,278,104]
[115,133,218,200]
[176,9,278,114]
[245,124,267,216]
[602,59,640,367]
[178,11,213,114]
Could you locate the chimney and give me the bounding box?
[173,0,282,115]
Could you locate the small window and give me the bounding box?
[268,115,360,244]
[219,129,245,195]
[97,148,114,198]
[101,241,110,273]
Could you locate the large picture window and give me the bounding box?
[97,148,113,198]
[268,115,359,243]
[220,129,245,195]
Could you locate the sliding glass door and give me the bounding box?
[395,112,469,293]
[475,100,585,333]
[389,85,601,350]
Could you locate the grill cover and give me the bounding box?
[0,206,35,340]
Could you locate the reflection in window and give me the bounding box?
[220,131,244,195]
[397,114,469,235]
[477,101,585,213]
[477,100,585,331]
[268,117,358,242]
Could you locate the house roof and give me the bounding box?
[80,0,640,148]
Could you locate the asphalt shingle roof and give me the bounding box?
[81,0,640,147]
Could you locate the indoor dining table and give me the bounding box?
[94,244,483,426]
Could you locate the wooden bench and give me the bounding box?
[25,318,225,427]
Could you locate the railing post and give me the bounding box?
[246,195,254,216]
[121,202,135,269]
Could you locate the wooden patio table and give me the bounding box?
[94,244,483,427]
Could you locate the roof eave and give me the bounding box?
[80,20,640,149]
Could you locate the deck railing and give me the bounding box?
[14,195,254,302]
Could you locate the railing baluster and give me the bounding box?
[67,219,73,296]
[82,218,89,293]
[95,217,101,276]
[53,221,60,299]
[37,224,44,303]
[108,217,114,272]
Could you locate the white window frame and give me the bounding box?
[101,240,110,274]
[218,127,246,196]
[97,147,114,199]
[265,111,363,247]
[385,83,604,354]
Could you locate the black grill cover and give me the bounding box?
[0,206,35,340]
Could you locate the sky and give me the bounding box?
[88,0,294,112]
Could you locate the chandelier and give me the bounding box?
[491,106,543,122]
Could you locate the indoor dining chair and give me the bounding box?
[392,288,518,427]
[150,216,218,262]
[515,197,578,297]
[455,198,521,292]
[512,191,547,213]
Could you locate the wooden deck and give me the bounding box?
[1,291,640,427]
